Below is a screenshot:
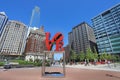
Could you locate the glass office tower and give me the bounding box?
[0,12,8,40]
[92,4,120,54]
[30,6,40,27]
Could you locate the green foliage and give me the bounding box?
[94,53,98,60]
[45,60,50,66]
[11,60,34,65]
[34,59,42,66]
[93,47,98,59]
[70,50,77,61]
[107,54,112,60]
[77,51,85,61]
[99,52,119,61]
[29,58,33,62]
[34,58,40,63]
[100,52,108,60]
[11,59,43,66]
[34,62,42,66]
[0,62,4,66]
[86,48,94,61]
[111,55,117,61]
[112,55,120,61]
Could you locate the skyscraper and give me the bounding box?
[68,22,97,54]
[0,20,28,58]
[0,12,8,40]
[92,4,120,55]
[30,6,40,27]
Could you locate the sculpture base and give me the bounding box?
[42,51,66,78]
[45,72,64,77]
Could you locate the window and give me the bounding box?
[15,23,20,28]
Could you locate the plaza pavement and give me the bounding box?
[0,65,120,80]
[66,63,120,72]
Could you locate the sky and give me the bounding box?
[54,53,63,61]
[0,0,120,46]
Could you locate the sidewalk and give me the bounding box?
[0,66,3,69]
[66,63,120,72]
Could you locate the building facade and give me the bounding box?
[0,20,28,57]
[92,4,120,54]
[64,45,70,62]
[0,12,8,41]
[25,26,46,61]
[68,22,97,54]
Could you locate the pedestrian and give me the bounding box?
[84,61,87,66]
[108,61,111,68]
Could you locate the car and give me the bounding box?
[4,64,11,69]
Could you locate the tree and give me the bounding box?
[77,51,85,62]
[107,54,112,61]
[70,50,77,63]
[93,47,98,59]
[86,48,94,61]
[100,52,108,60]
[115,55,120,61]
[93,51,98,65]
[111,55,116,61]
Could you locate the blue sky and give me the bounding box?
[0,0,120,46]
[54,53,63,61]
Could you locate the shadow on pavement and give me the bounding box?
[106,74,120,79]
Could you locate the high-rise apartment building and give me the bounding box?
[92,4,120,54]
[0,12,8,40]
[68,22,97,54]
[0,20,28,57]
[30,6,40,27]
[25,26,46,61]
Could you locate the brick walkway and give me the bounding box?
[0,67,120,80]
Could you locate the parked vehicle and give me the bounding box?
[4,64,11,69]
[4,62,19,69]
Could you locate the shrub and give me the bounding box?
[11,60,34,65]
[34,59,40,63]
[34,62,42,66]
[0,62,4,66]
[29,58,33,62]
[34,59,42,66]
[11,59,43,66]
[45,60,50,66]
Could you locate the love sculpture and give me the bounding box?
[45,32,64,51]
[42,32,65,77]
